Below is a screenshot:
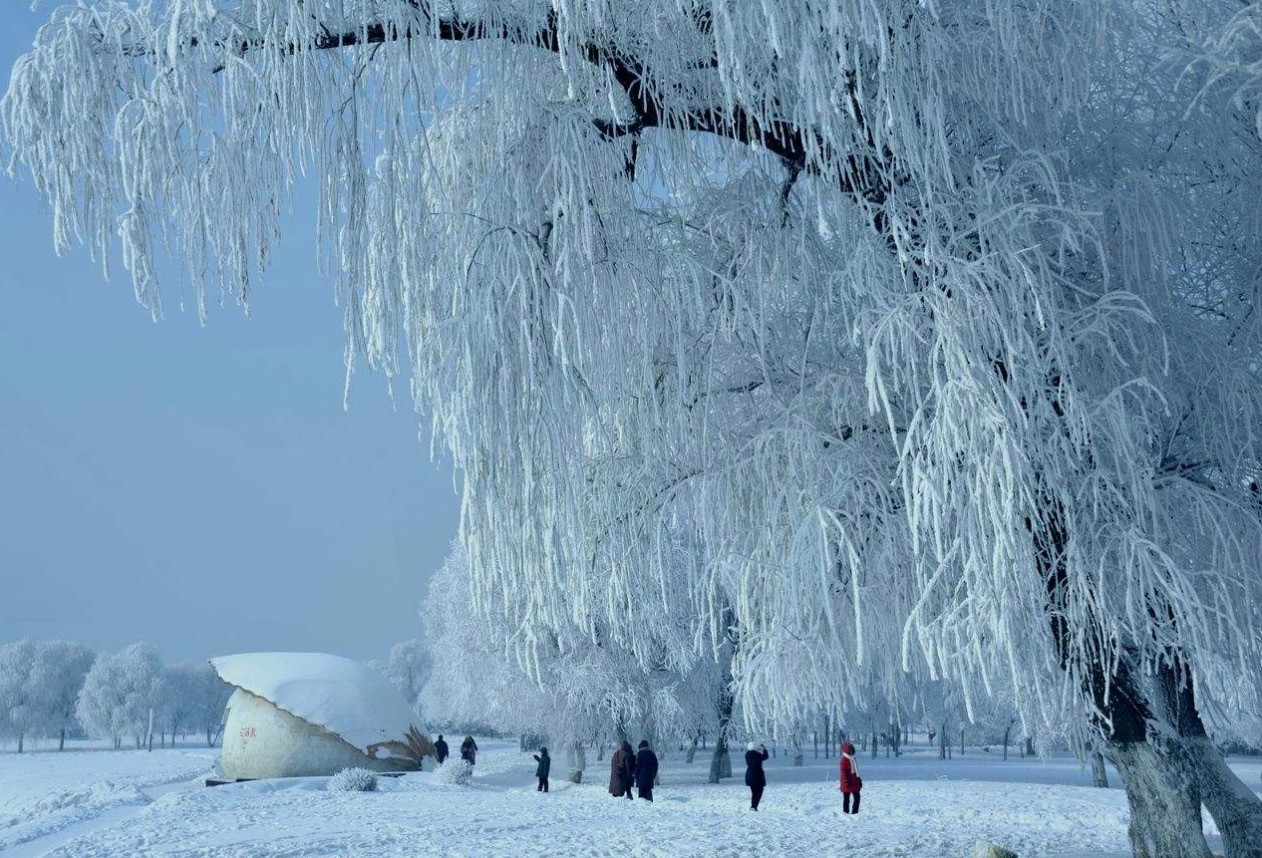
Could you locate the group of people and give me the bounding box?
[746,739,862,814]
[608,739,660,801]
[436,733,864,815]
[432,734,479,766]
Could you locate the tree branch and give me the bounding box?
[195,3,891,205]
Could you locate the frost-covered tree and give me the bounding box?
[188,662,231,747]
[0,639,96,752]
[0,640,38,752]
[29,640,96,751]
[157,662,230,747]
[7,4,1262,855]
[76,643,162,749]
[385,639,430,713]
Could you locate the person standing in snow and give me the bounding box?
[461,735,478,766]
[534,746,551,792]
[635,740,659,802]
[434,735,449,764]
[839,740,862,814]
[609,740,636,799]
[744,741,770,810]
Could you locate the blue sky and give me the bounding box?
[0,8,459,664]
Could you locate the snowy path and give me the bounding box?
[4,741,1256,856]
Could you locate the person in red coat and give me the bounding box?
[839,740,862,814]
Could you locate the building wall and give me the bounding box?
[219,688,403,779]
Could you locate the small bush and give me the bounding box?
[431,760,473,785]
[972,843,1018,858]
[328,767,379,792]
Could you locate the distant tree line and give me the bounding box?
[0,639,230,752]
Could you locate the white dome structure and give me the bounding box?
[212,652,433,780]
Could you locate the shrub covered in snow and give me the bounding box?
[972,843,1018,858]
[431,760,473,786]
[327,768,378,793]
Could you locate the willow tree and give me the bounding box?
[6,3,1262,855]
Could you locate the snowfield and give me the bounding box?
[0,743,219,857]
[2,739,1258,857]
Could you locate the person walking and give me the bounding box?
[839,740,862,814]
[635,740,659,802]
[434,735,449,764]
[533,746,551,792]
[460,735,478,766]
[744,741,770,810]
[608,740,636,799]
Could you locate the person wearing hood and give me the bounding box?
[839,740,862,814]
[744,741,770,810]
[434,735,449,764]
[460,735,478,766]
[635,740,659,802]
[609,740,636,799]
[533,746,551,792]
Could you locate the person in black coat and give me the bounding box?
[635,740,659,802]
[533,746,551,792]
[744,741,770,810]
[434,735,449,764]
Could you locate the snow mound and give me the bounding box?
[211,653,423,757]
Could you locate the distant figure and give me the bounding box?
[839,740,862,814]
[609,740,636,799]
[635,740,659,802]
[744,741,770,810]
[434,735,449,765]
[461,735,478,766]
[534,746,551,792]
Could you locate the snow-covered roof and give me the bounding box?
[211,652,420,755]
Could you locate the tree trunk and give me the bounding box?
[17,734,23,753]
[1107,738,1212,858]
[1002,721,1011,762]
[1024,736,1034,757]
[685,735,697,764]
[792,734,803,767]
[1187,736,1262,858]
[567,741,585,784]
[59,728,66,751]
[708,681,734,783]
[939,723,947,760]
[959,726,965,757]
[1089,745,1109,788]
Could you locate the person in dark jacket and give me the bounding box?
[635,740,659,802]
[434,735,449,764]
[608,740,636,799]
[460,735,478,766]
[839,740,862,814]
[534,746,551,792]
[744,741,770,810]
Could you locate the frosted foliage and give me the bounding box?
[421,542,720,744]
[76,643,162,744]
[327,767,380,792]
[7,0,1262,740]
[0,640,96,748]
[431,759,473,785]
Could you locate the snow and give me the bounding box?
[0,742,217,856]
[5,739,1258,857]
[211,653,421,755]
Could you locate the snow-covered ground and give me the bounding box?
[2,739,1258,857]
[0,741,219,857]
